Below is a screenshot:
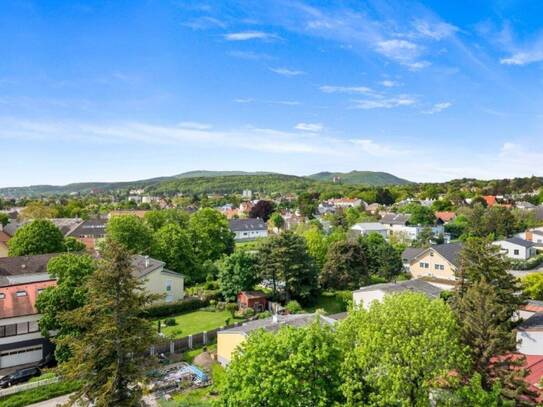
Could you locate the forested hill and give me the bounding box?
[308,171,412,186]
[0,170,411,197]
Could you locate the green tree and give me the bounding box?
[320,240,368,290]
[218,251,259,301]
[189,208,235,263]
[63,236,86,252]
[436,374,507,407]
[143,209,189,231]
[0,212,8,227]
[106,215,153,253]
[58,239,158,406]
[258,231,318,301]
[400,203,436,226]
[36,254,96,362]
[455,237,525,319]
[359,233,402,280]
[268,212,285,229]
[219,322,343,406]
[522,273,543,300]
[452,279,536,404]
[302,226,328,269]
[8,219,65,256]
[338,293,468,406]
[297,192,319,219]
[150,223,197,281]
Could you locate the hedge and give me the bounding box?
[144,296,209,318]
[0,381,80,407]
[510,253,543,271]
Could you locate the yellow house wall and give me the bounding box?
[410,250,456,280]
[0,243,8,258]
[140,269,184,302]
[217,333,246,365]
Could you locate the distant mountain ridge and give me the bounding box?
[0,170,410,197]
[308,171,412,186]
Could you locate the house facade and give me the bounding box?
[66,218,107,250]
[493,237,537,260]
[517,313,543,355]
[237,291,267,312]
[404,243,462,281]
[228,218,268,241]
[350,222,388,239]
[131,255,184,303]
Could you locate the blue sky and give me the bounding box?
[2,0,543,186]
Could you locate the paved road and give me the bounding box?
[509,266,543,279]
[28,394,72,407]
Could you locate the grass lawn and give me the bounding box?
[303,291,349,315]
[158,310,243,338]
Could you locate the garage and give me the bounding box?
[0,345,43,369]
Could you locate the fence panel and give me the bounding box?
[0,377,59,398]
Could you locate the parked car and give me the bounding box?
[0,366,41,388]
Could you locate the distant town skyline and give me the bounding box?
[2,0,543,187]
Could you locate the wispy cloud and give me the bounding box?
[320,85,374,94]
[379,80,399,88]
[227,50,274,60]
[350,138,409,157]
[413,20,458,40]
[375,39,430,69]
[294,122,323,132]
[351,95,416,109]
[270,67,305,76]
[183,16,226,30]
[178,121,212,130]
[422,102,452,114]
[224,31,278,41]
[500,50,543,66]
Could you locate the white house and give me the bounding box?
[379,213,445,242]
[228,218,268,241]
[516,228,543,248]
[350,222,388,239]
[352,279,443,309]
[493,237,537,260]
[517,313,543,355]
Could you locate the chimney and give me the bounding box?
[144,255,149,268]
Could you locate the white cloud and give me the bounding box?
[413,20,458,40]
[224,31,278,41]
[233,98,254,104]
[349,139,409,157]
[227,50,273,60]
[294,122,323,132]
[500,51,543,66]
[379,80,399,87]
[270,67,305,77]
[352,96,416,109]
[177,121,212,130]
[319,85,374,94]
[183,16,226,30]
[422,102,452,114]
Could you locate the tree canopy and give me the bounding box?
[189,208,235,263]
[218,251,259,302]
[320,240,368,290]
[106,215,153,254]
[8,219,65,256]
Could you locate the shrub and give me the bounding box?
[216,301,226,311]
[164,318,177,326]
[144,297,208,318]
[510,253,543,271]
[257,311,272,319]
[226,303,238,317]
[285,300,303,314]
[243,308,255,318]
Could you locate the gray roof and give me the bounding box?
[519,312,543,331]
[0,253,60,287]
[354,279,443,298]
[67,218,107,238]
[380,213,410,225]
[220,313,337,335]
[432,242,463,267]
[533,206,543,221]
[503,237,535,249]
[130,255,165,279]
[229,218,267,232]
[402,247,425,262]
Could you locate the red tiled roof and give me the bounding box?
[435,211,456,222]
[0,280,56,319]
[483,195,497,207]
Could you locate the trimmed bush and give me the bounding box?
[164,318,177,326]
[144,297,208,318]
[510,253,543,271]
[285,300,303,314]
[243,308,255,318]
[0,381,80,407]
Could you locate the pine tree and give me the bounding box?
[454,279,537,405]
[58,239,159,406]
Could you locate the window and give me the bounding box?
[434,264,444,270]
[16,291,27,297]
[16,323,28,335]
[419,262,429,269]
[165,280,172,292]
[37,288,44,295]
[514,249,519,255]
[0,293,4,300]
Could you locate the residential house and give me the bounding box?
[493,237,537,261]
[404,243,463,284]
[350,222,388,239]
[66,218,107,250]
[380,213,445,242]
[517,201,536,210]
[517,313,543,355]
[517,228,543,248]
[108,210,149,219]
[282,211,304,231]
[0,254,59,369]
[229,218,268,241]
[326,197,366,209]
[435,211,456,224]
[131,255,184,303]
[237,291,267,312]
[366,203,381,214]
[352,279,443,309]
[217,313,340,366]
[401,247,425,270]
[317,202,336,215]
[483,195,497,207]
[239,201,254,215]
